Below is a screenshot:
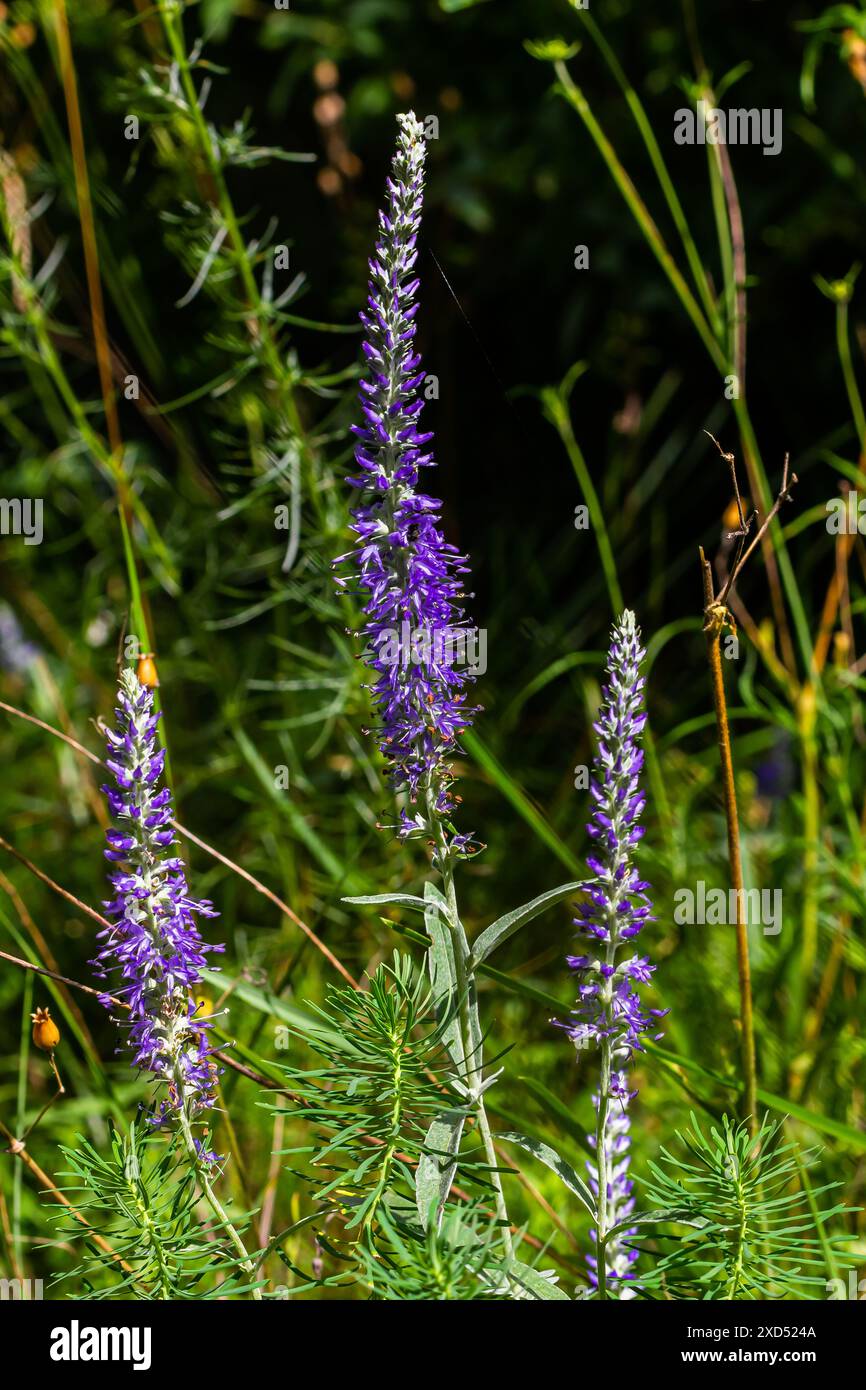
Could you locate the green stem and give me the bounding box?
[362,1033,403,1233]
[701,554,758,1131]
[158,1,334,544]
[792,685,820,1037]
[175,1082,262,1299]
[131,1185,173,1300]
[731,398,813,675]
[542,388,624,614]
[594,1038,611,1301]
[551,54,814,679]
[553,61,726,373]
[159,5,282,386]
[836,298,866,456]
[575,11,723,340]
[724,1147,747,1299]
[432,796,513,1260]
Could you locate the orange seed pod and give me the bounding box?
[31,1006,60,1052]
[136,652,159,688]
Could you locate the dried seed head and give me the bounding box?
[31,1006,60,1052]
[136,652,159,688]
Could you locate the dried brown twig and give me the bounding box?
[700,436,798,1133]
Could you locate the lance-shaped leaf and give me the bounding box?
[469,881,584,968]
[497,1130,595,1217]
[424,881,463,1068]
[342,891,430,914]
[602,1208,711,1247]
[507,1259,571,1300]
[416,1108,466,1231]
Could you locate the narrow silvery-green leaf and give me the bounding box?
[424,881,463,1068]
[416,1108,466,1230]
[497,1129,595,1216]
[469,881,583,967]
[342,891,428,912]
[604,1208,711,1246]
[507,1259,571,1300]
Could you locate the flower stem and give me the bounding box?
[700,551,758,1133]
[433,806,513,1259]
[175,1078,262,1300]
[362,1032,403,1234]
[594,1043,611,1300]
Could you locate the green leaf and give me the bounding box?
[604,1208,711,1246]
[478,962,565,1011]
[507,1259,570,1300]
[423,881,463,1068]
[416,1109,466,1231]
[469,882,583,967]
[342,891,431,914]
[497,1130,595,1217]
[381,910,569,1012]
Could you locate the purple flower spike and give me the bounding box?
[93,668,224,1136]
[586,1073,639,1299]
[555,611,666,1295]
[559,610,665,1067]
[335,111,480,861]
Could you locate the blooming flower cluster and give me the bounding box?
[335,111,479,855]
[92,667,223,1133]
[557,610,665,1295]
[562,610,664,1072]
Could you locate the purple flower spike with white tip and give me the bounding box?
[558,610,667,1068]
[93,667,224,1140]
[335,111,480,862]
[555,611,667,1295]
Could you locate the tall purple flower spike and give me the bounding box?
[555,611,666,1294]
[335,111,479,860]
[559,610,665,1066]
[92,667,223,1134]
